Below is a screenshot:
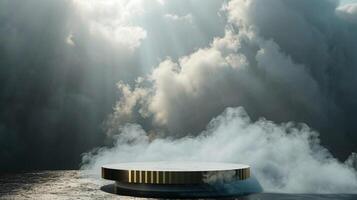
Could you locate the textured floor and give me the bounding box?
[0,171,128,200]
[1,171,357,200]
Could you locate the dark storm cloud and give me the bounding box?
[0,0,226,170]
[225,0,357,157]
[0,0,144,170]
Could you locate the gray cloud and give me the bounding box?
[164,13,193,23]
[82,0,357,193]
[0,0,149,170]
[104,0,357,157]
[0,0,225,170]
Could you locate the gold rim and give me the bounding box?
[102,167,250,184]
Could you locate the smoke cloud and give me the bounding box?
[82,0,357,193]
[83,107,357,193]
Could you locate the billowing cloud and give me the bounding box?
[83,0,357,193]
[104,0,357,155]
[71,0,148,50]
[109,27,325,137]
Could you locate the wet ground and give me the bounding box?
[0,171,356,200]
[0,171,120,199]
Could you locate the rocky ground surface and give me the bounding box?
[0,170,126,200]
[1,171,356,200]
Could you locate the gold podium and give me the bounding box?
[102,161,250,184]
[101,161,260,198]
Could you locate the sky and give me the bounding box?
[0,0,227,170]
[1,0,357,192]
[342,0,357,4]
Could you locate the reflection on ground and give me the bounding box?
[1,171,357,200]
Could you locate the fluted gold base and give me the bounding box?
[102,162,250,185]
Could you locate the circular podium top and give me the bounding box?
[103,161,249,172]
[102,161,250,185]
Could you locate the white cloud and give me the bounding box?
[336,3,357,23]
[164,13,193,23]
[88,23,146,51]
[71,0,148,51]
[156,0,165,5]
[108,24,324,136]
[65,32,75,46]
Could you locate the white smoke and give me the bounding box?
[82,107,357,193]
[81,0,357,194]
